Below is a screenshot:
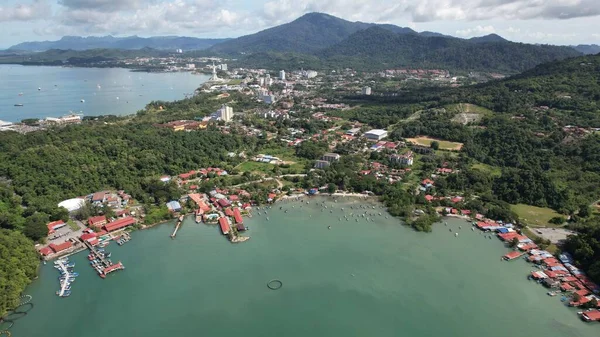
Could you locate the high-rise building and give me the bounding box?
[279,70,286,81]
[218,64,228,71]
[218,104,233,122]
[362,86,372,95]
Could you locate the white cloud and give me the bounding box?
[455,25,496,37]
[0,0,51,22]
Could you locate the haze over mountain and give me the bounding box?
[572,44,600,55]
[9,36,229,52]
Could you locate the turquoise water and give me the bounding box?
[0,65,209,122]
[8,198,598,336]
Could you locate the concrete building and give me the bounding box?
[279,70,286,81]
[346,128,361,136]
[390,151,414,166]
[364,129,388,140]
[187,64,196,70]
[314,160,331,169]
[218,104,234,122]
[322,153,341,162]
[218,64,228,71]
[304,70,318,78]
[362,86,372,95]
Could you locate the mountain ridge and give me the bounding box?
[9,35,229,51]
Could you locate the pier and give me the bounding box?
[171,215,185,238]
[55,260,72,297]
[84,240,124,278]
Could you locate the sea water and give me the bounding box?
[0,65,209,122]
[7,198,598,337]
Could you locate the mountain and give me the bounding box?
[571,44,600,55]
[316,27,581,73]
[210,12,432,54]
[8,36,229,52]
[469,34,508,43]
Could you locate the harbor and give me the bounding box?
[84,240,125,279]
[10,199,600,337]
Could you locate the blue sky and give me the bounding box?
[1,0,600,48]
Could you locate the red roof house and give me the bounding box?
[88,215,107,228]
[47,220,66,234]
[104,216,136,232]
[219,217,230,235]
[49,241,73,253]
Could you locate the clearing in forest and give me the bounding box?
[405,136,463,151]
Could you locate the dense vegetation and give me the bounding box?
[317,27,580,73]
[0,229,39,315]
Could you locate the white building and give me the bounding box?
[362,86,372,95]
[346,128,361,136]
[218,64,228,71]
[218,104,234,122]
[304,70,318,78]
[364,129,388,140]
[390,151,414,166]
[187,64,196,70]
[322,153,341,162]
[279,70,286,81]
[209,62,219,81]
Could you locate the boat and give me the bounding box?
[14,103,23,107]
[104,251,112,258]
[547,291,557,296]
[38,87,41,91]
[18,92,23,96]
[80,99,85,103]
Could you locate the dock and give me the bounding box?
[84,240,124,278]
[171,215,185,238]
[55,259,72,297]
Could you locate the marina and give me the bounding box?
[54,258,76,297]
[84,240,125,279]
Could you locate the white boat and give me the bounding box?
[80,99,85,103]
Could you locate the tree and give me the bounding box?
[430,141,440,150]
[509,237,519,248]
[23,213,49,241]
[549,216,566,225]
[327,183,337,194]
[578,204,591,218]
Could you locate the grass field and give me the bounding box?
[471,163,502,177]
[445,103,494,115]
[511,204,563,228]
[406,136,463,151]
[236,161,274,174]
[67,220,80,231]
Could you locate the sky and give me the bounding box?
[1,0,600,48]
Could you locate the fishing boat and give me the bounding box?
[14,103,23,107]
[80,99,85,103]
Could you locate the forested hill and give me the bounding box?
[316,27,581,73]
[458,53,600,125]
[209,12,416,54]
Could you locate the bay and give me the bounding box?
[7,198,598,337]
[0,65,209,122]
